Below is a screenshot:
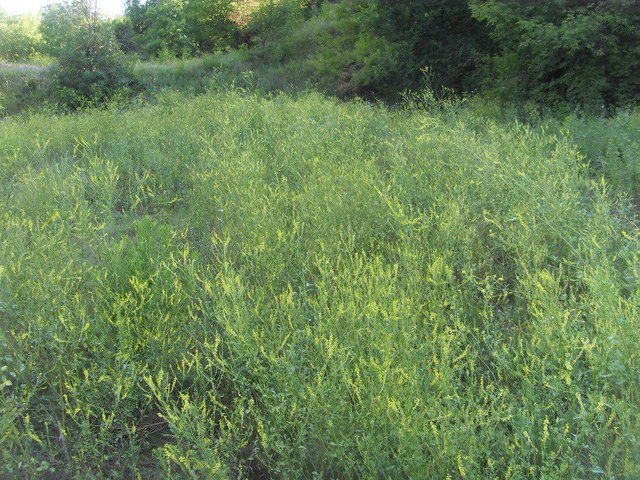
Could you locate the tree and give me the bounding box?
[374,0,493,92]
[44,0,136,109]
[113,16,141,54]
[184,0,237,52]
[123,0,237,57]
[40,0,88,57]
[470,0,640,111]
[305,0,492,97]
[0,12,42,61]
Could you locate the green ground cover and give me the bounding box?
[0,88,638,478]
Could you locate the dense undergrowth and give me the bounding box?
[0,88,638,478]
[562,112,640,207]
[0,63,49,116]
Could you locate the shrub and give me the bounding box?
[52,24,137,110]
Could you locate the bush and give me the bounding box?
[52,24,137,110]
[241,0,639,109]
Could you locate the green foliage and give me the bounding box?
[562,109,640,204]
[380,0,493,92]
[0,87,638,477]
[245,0,490,98]
[470,0,640,112]
[141,0,197,56]
[113,16,141,54]
[110,0,640,110]
[52,28,135,110]
[244,0,492,98]
[0,12,42,62]
[41,1,137,110]
[184,0,238,52]
[39,0,88,57]
[240,0,639,109]
[124,0,238,57]
[132,50,251,93]
[308,1,407,98]
[0,63,50,117]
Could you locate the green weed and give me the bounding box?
[0,88,638,478]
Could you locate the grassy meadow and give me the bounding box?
[0,87,639,478]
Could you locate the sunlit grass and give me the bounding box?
[0,88,638,478]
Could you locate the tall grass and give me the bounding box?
[133,51,253,95]
[562,110,640,207]
[0,88,638,478]
[0,63,49,116]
